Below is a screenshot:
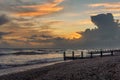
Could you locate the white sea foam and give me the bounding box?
[0,48,64,69]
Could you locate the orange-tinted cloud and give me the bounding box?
[88,2,120,12]
[41,20,64,25]
[75,19,93,25]
[88,2,120,8]
[106,7,120,12]
[113,13,120,17]
[14,0,64,17]
[61,32,82,40]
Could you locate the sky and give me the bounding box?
[0,0,120,49]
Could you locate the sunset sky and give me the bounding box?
[0,0,120,48]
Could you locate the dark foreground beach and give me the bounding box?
[0,55,120,80]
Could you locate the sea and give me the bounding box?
[0,48,114,70]
[0,48,91,69]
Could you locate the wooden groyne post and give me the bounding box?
[63,49,118,61]
[90,52,93,58]
[72,51,75,60]
[111,51,114,56]
[81,51,83,58]
[100,50,103,57]
[63,51,66,60]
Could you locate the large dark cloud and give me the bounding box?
[91,13,119,39]
[0,14,10,25]
[78,13,120,49]
[51,13,120,49]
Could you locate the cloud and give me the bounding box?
[88,2,120,8]
[106,7,120,12]
[0,20,58,48]
[0,18,83,48]
[48,13,120,49]
[88,2,120,12]
[0,11,120,48]
[65,32,82,40]
[0,14,10,25]
[78,13,120,49]
[113,13,120,17]
[74,19,93,26]
[44,20,64,25]
[14,0,64,17]
[0,32,11,39]
[0,0,37,14]
[26,31,55,42]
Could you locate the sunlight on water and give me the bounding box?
[65,49,89,57]
[0,53,63,65]
[0,48,90,69]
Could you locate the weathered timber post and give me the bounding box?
[90,52,93,58]
[100,50,103,57]
[81,51,83,59]
[72,51,75,60]
[63,51,66,60]
[111,51,114,56]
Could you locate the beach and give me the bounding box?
[0,0,119,80]
[0,55,120,80]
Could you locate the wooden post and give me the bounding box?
[63,51,66,60]
[90,52,93,58]
[100,50,103,57]
[81,51,83,58]
[111,51,114,56]
[72,51,75,60]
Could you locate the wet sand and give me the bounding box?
[0,60,71,76]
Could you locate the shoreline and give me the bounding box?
[0,60,71,76]
[0,55,120,80]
